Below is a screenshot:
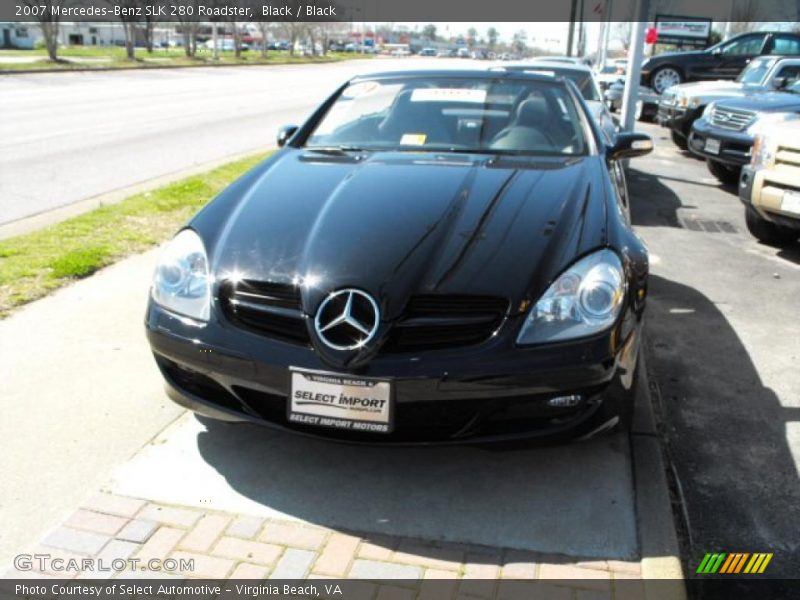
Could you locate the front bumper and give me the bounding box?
[688,119,753,167]
[657,104,703,137]
[740,165,800,230]
[145,301,641,445]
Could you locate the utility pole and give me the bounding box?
[566,0,578,56]
[620,0,650,132]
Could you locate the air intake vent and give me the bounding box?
[384,295,509,352]
[219,280,310,344]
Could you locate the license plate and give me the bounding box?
[781,190,800,215]
[288,368,393,433]
[704,138,721,155]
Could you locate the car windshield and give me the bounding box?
[737,58,773,84]
[305,77,589,156]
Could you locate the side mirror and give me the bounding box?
[277,125,299,148]
[608,132,653,160]
[773,76,787,89]
[711,47,722,56]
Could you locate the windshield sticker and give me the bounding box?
[523,69,556,77]
[400,133,427,145]
[410,88,488,103]
[342,81,381,99]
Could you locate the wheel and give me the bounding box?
[670,129,688,150]
[706,159,740,185]
[745,208,798,246]
[650,66,683,94]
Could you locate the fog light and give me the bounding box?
[547,394,582,408]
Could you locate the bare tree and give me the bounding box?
[256,21,272,57]
[108,0,139,60]
[22,0,62,61]
[176,0,201,57]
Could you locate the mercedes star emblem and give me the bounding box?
[314,289,380,351]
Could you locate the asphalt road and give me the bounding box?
[0,57,478,226]
[630,122,800,589]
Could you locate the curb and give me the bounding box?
[0,148,273,240]
[632,348,688,599]
[0,56,364,75]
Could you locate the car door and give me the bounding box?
[709,33,769,79]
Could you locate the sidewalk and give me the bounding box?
[7,491,644,598]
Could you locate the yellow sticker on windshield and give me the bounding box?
[400,133,427,145]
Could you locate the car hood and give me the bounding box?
[716,91,800,113]
[202,150,608,320]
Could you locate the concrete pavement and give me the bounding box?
[0,248,182,567]
[630,122,800,585]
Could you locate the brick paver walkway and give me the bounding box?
[6,493,644,599]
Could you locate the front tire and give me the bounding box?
[650,66,683,94]
[745,208,798,246]
[670,129,688,150]
[707,159,740,185]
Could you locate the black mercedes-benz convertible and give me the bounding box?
[145,70,653,445]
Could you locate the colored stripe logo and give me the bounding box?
[696,553,773,574]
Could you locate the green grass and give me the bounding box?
[0,151,271,317]
[0,48,369,71]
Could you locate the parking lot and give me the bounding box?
[0,59,798,596]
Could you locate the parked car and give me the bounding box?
[659,56,800,149]
[145,70,652,445]
[603,82,660,121]
[499,62,618,141]
[740,120,800,245]
[594,62,625,92]
[641,31,800,94]
[418,47,437,57]
[689,80,800,183]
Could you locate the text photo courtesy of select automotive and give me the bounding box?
[1,3,799,600]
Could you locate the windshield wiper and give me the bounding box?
[303,146,368,155]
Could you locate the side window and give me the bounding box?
[771,36,800,56]
[721,34,767,56]
[775,65,800,86]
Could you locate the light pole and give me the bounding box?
[620,0,650,132]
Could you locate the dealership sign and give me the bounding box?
[655,15,713,47]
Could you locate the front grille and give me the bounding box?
[710,106,755,131]
[384,295,509,353]
[775,146,800,168]
[219,279,310,344]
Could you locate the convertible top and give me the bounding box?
[349,69,570,85]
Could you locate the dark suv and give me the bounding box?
[641,31,800,94]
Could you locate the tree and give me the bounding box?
[467,27,477,50]
[487,26,498,51]
[23,0,62,61]
[422,24,437,42]
[176,0,201,57]
[109,0,139,60]
[512,30,527,55]
[256,21,272,57]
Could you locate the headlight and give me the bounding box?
[151,229,211,321]
[677,95,688,108]
[751,134,777,170]
[687,96,701,109]
[517,249,626,345]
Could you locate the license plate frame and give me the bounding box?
[704,138,721,155]
[287,368,394,434]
